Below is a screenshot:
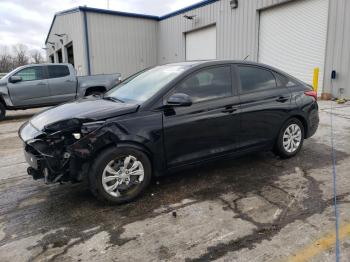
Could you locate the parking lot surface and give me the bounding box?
[0,102,350,262]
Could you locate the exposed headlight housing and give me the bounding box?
[81,121,106,135]
[44,118,82,133]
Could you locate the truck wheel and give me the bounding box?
[86,91,103,97]
[88,147,152,204]
[0,103,6,121]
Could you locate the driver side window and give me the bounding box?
[14,67,44,82]
[175,66,232,103]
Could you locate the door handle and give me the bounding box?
[276,96,289,103]
[36,82,46,86]
[221,106,238,114]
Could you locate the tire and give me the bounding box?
[88,147,152,204]
[274,118,304,159]
[0,103,6,121]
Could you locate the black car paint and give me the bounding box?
[19,60,319,182]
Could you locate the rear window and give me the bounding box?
[48,65,70,78]
[274,72,297,87]
[238,66,276,93]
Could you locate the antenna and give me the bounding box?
[243,55,249,61]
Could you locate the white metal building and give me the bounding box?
[46,0,350,98]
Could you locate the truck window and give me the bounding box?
[14,67,44,81]
[48,65,70,79]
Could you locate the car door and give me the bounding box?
[237,64,292,149]
[7,66,50,107]
[163,65,240,168]
[47,65,77,103]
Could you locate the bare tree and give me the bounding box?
[30,50,44,64]
[0,46,13,73]
[12,44,29,68]
[0,44,46,72]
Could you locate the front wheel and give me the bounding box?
[0,103,6,121]
[88,147,152,204]
[274,118,304,158]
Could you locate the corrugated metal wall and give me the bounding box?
[158,0,350,97]
[323,0,350,97]
[158,0,290,65]
[86,12,158,78]
[46,11,87,75]
[46,0,350,97]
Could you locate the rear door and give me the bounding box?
[236,64,292,149]
[8,66,50,106]
[47,65,77,103]
[163,65,240,167]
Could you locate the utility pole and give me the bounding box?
[107,0,110,9]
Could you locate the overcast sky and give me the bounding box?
[0,0,202,53]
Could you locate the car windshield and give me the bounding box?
[105,65,188,103]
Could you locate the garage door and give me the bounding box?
[186,25,216,61]
[259,0,329,95]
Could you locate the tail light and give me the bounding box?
[304,90,317,101]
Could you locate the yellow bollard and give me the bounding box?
[313,67,319,94]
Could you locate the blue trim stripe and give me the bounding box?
[82,10,91,76]
[45,0,220,44]
[79,6,159,20]
[159,0,219,20]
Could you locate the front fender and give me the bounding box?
[0,84,13,107]
[68,119,165,175]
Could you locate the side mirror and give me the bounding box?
[9,76,22,83]
[166,93,193,107]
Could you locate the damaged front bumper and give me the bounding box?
[19,120,101,184]
[23,141,73,184]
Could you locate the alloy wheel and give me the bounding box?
[282,123,302,153]
[102,155,145,198]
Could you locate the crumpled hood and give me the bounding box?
[30,97,139,130]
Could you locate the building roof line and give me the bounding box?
[159,0,218,20]
[45,0,219,44]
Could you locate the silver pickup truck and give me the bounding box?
[0,63,121,120]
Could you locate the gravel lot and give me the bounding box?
[0,102,350,262]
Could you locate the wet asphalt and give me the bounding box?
[0,102,350,262]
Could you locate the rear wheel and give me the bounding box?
[274,118,304,158]
[85,88,105,97]
[0,103,6,121]
[88,147,152,204]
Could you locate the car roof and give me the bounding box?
[163,60,271,68]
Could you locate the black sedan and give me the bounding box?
[19,60,319,204]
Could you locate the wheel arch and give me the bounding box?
[274,114,308,149]
[89,141,154,172]
[84,86,107,96]
[289,114,309,138]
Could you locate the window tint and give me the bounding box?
[175,66,232,103]
[238,66,276,93]
[48,65,70,78]
[14,67,44,81]
[274,72,297,87]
